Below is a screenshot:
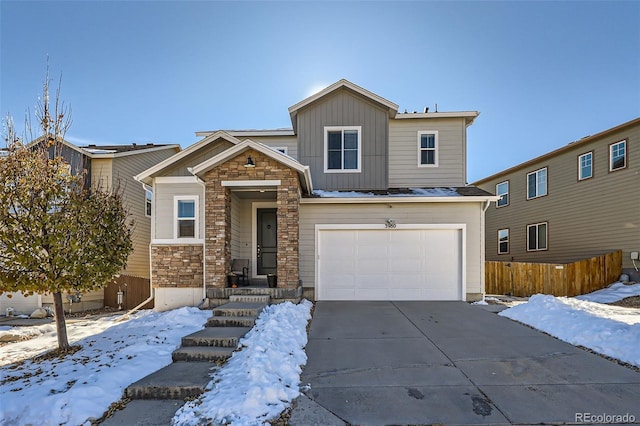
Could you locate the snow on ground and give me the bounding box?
[0,307,210,426]
[173,300,313,426]
[0,301,313,426]
[499,283,640,368]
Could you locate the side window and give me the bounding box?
[145,187,153,217]
[417,131,438,167]
[175,196,197,239]
[578,152,593,181]
[527,167,547,199]
[496,181,509,207]
[527,222,548,251]
[498,229,509,254]
[609,140,627,171]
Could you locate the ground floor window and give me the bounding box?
[527,222,547,251]
[498,228,509,254]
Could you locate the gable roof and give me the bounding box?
[288,79,399,131]
[135,131,242,185]
[25,136,179,159]
[189,139,313,194]
[473,116,640,185]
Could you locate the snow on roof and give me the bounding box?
[312,187,462,198]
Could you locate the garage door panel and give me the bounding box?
[318,227,462,301]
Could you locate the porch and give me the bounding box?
[205,277,303,307]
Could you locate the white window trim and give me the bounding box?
[498,228,509,254]
[271,146,288,155]
[324,126,362,173]
[578,152,593,181]
[527,167,547,200]
[174,195,199,240]
[609,140,627,172]
[144,185,153,218]
[526,222,548,252]
[417,130,439,167]
[496,180,509,207]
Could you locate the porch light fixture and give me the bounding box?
[244,156,256,168]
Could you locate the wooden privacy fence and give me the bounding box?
[103,275,153,310]
[486,250,622,297]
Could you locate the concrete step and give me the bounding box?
[229,294,270,304]
[171,346,235,362]
[207,315,258,328]
[212,302,266,318]
[126,362,215,400]
[181,327,250,348]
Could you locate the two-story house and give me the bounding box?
[135,79,497,310]
[0,140,180,314]
[473,117,639,281]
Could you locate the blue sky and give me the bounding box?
[1,1,639,182]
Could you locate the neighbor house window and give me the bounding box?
[324,126,361,172]
[578,152,593,180]
[498,229,509,254]
[417,131,438,167]
[496,181,509,207]
[527,222,548,251]
[145,187,153,217]
[175,196,197,239]
[609,140,627,171]
[527,167,547,199]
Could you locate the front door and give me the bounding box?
[257,208,277,275]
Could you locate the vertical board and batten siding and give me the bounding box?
[162,140,233,177]
[154,182,205,240]
[237,135,298,160]
[111,148,179,278]
[486,251,622,297]
[298,202,484,296]
[478,122,639,271]
[388,117,467,188]
[296,89,388,190]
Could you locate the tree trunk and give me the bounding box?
[52,291,70,351]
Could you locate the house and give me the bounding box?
[135,79,498,311]
[0,140,180,315]
[473,117,640,281]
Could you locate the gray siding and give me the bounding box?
[389,117,467,187]
[111,148,179,278]
[296,89,389,190]
[162,140,234,176]
[237,135,298,160]
[154,182,204,240]
[299,202,484,296]
[478,122,639,271]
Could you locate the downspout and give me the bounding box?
[195,176,207,304]
[480,200,492,303]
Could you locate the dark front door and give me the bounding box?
[257,208,277,275]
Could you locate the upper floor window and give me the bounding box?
[496,181,509,207]
[175,196,198,239]
[145,187,153,217]
[527,167,547,199]
[498,228,509,254]
[578,152,593,181]
[610,140,627,171]
[324,126,361,172]
[417,131,438,167]
[527,222,548,251]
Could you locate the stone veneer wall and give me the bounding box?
[151,244,203,288]
[204,148,300,288]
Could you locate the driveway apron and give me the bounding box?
[301,301,640,425]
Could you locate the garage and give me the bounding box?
[316,225,465,301]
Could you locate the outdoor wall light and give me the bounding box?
[244,156,256,168]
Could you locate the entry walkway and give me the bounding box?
[294,301,640,425]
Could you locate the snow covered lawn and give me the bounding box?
[0,300,313,426]
[499,282,640,368]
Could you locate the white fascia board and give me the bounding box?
[300,195,500,204]
[394,111,479,122]
[195,129,295,137]
[155,176,201,184]
[222,180,281,187]
[135,131,242,185]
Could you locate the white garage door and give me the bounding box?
[317,226,464,301]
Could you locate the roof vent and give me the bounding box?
[424,106,429,113]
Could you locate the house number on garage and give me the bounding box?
[385,218,397,229]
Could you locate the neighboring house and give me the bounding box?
[0,140,180,314]
[136,79,497,311]
[473,117,639,280]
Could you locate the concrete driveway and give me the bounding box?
[294,301,640,425]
